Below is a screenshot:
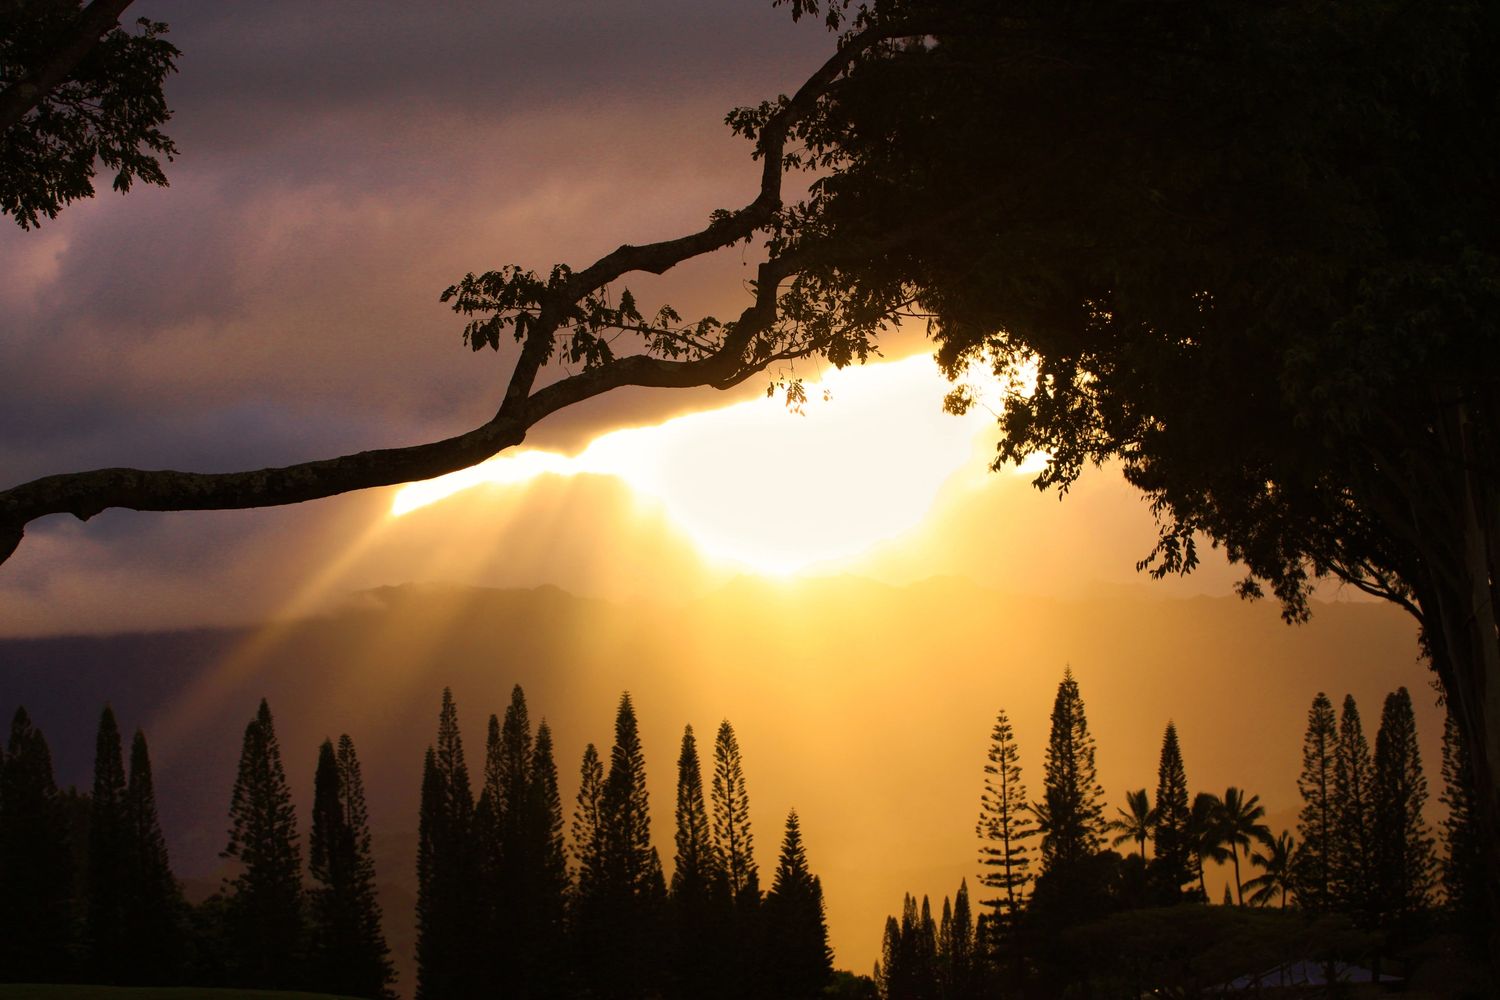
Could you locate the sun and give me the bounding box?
[391,354,1040,575]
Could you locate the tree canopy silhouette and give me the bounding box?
[3,0,1497,945]
[0,0,176,228]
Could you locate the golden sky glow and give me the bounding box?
[392,354,1045,574]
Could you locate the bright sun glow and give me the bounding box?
[392,354,1043,574]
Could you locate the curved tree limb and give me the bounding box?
[0,22,918,568]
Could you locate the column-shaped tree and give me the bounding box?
[309,735,394,999]
[1295,692,1338,911]
[762,810,833,999]
[977,708,1035,928]
[1371,687,1435,924]
[221,699,303,989]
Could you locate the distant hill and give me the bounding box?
[0,577,1438,984]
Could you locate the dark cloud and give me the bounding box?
[0,2,844,632]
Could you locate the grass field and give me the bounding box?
[0,988,357,1000]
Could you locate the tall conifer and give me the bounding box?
[523,718,569,998]
[977,708,1034,928]
[221,698,303,989]
[573,742,606,899]
[415,688,478,1000]
[669,725,717,998]
[589,692,665,997]
[763,810,833,999]
[1151,722,1194,895]
[1439,710,1483,921]
[87,705,130,982]
[1295,692,1338,911]
[1331,694,1376,917]
[1368,688,1434,925]
[121,729,181,985]
[1038,669,1105,871]
[0,707,75,981]
[712,719,759,904]
[309,736,394,999]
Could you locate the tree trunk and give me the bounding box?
[1410,395,1500,983]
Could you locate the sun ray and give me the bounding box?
[390,353,1040,576]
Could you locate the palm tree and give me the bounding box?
[1108,789,1156,858]
[1187,792,1230,899]
[1219,787,1272,905]
[1245,831,1297,909]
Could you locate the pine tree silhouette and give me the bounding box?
[1295,692,1338,911]
[524,718,569,997]
[1331,694,1376,918]
[572,741,606,901]
[121,729,182,985]
[415,688,478,1000]
[221,698,303,989]
[1372,688,1435,925]
[1150,721,1194,897]
[763,810,833,999]
[1038,669,1105,872]
[1439,710,1483,923]
[0,706,75,982]
[309,736,394,999]
[977,708,1035,929]
[576,693,666,997]
[87,705,130,982]
[669,724,718,999]
[711,718,761,999]
[712,719,759,904]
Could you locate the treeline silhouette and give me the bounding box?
[414,686,833,999]
[0,700,394,995]
[873,670,1487,998]
[0,686,837,999]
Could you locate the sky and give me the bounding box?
[0,0,1270,633]
[0,0,1443,984]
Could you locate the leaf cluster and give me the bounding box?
[765,0,1500,621]
[1,3,178,228]
[441,264,728,370]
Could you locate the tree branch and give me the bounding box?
[0,21,925,568]
[0,0,136,133]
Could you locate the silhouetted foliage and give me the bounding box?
[308,735,394,999]
[572,741,606,901]
[937,880,978,1000]
[876,893,938,1000]
[712,718,759,905]
[86,705,129,981]
[525,718,570,997]
[1150,723,1193,898]
[1295,692,1338,911]
[0,0,178,228]
[1245,831,1297,910]
[763,810,833,999]
[1038,669,1104,873]
[0,706,75,981]
[1107,788,1154,860]
[585,692,667,998]
[770,0,1500,951]
[1186,792,1228,902]
[1332,695,1376,919]
[415,688,478,1000]
[669,724,719,999]
[120,729,182,984]
[976,708,1034,931]
[1440,710,1484,923]
[1371,688,1436,927]
[1218,787,1271,907]
[221,698,303,989]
